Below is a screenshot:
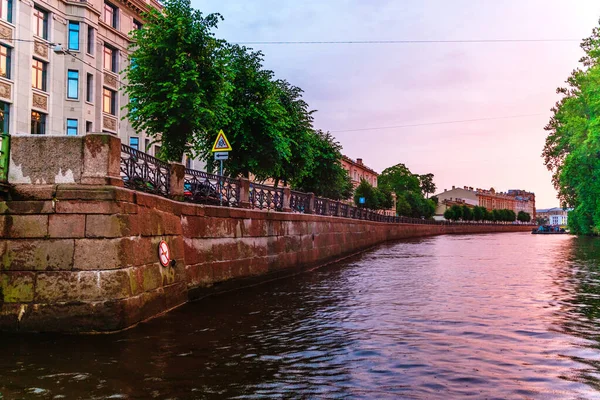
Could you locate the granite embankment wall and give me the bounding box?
[0,134,532,332]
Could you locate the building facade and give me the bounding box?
[341,155,378,189]
[536,207,570,226]
[433,185,536,220]
[0,0,203,170]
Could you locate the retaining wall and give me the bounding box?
[0,134,533,332]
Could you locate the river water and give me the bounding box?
[3,233,600,399]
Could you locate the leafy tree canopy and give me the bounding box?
[542,20,600,234]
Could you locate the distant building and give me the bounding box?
[341,156,378,189]
[536,207,571,226]
[433,185,536,221]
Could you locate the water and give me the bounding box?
[3,233,600,399]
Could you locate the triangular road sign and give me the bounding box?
[211,130,232,152]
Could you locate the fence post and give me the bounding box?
[81,133,123,186]
[239,178,251,209]
[307,193,315,214]
[282,187,292,212]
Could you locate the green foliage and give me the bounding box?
[450,204,463,221]
[473,206,484,222]
[517,211,531,222]
[376,186,394,210]
[379,163,436,218]
[443,208,454,221]
[419,173,436,198]
[536,216,548,225]
[291,131,353,200]
[125,0,228,161]
[462,205,473,221]
[542,20,600,235]
[354,179,379,209]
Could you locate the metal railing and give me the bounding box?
[120,144,170,197]
[0,134,9,183]
[184,168,240,207]
[250,183,283,211]
[290,190,310,214]
[117,145,536,226]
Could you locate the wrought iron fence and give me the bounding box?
[0,134,9,183]
[184,168,240,207]
[314,197,327,216]
[250,183,283,211]
[290,191,310,213]
[120,144,170,197]
[116,145,536,227]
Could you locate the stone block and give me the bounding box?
[0,200,54,214]
[0,214,48,238]
[73,238,125,270]
[128,263,163,296]
[185,263,214,288]
[48,214,85,238]
[81,134,122,186]
[8,136,83,185]
[2,239,74,271]
[85,214,138,238]
[55,200,121,214]
[8,184,56,200]
[35,270,131,302]
[0,272,35,302]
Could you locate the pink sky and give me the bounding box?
[197,0,600,208]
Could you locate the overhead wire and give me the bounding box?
[234,39,580,45]
[329,113,546,133]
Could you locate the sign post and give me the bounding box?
[211,130,233,206]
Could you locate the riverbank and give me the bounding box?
[0,182,532,333]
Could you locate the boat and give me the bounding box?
[532,225,567,234]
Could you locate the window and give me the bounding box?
[129,136,139,150]
[103,45,117,72]
[0,101,9,133]
[133,19,142,30]
[31,111,46,135]
[33,7,48,39]
[68,21,80,51]
[0,44,10,79]
[31,59,47,91]
[86,25,94,54]
[103,87,116,115]
[144,138,149,152]
[85,120,92,133]
[86,73,93,102]
[66,118,77,136]
[1,0,12,23]
[67,70,79,99]
[185,157,191,169]
[103,2,118,29]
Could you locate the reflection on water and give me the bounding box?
[3,233,600,398]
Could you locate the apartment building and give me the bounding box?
[341,155,378,189]
[434,185,536,220]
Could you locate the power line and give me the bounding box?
[235,39,580,45]
[329,113,546,133]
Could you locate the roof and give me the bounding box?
[341,155,379,176]
[537,207,573,213]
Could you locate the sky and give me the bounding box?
[195,0,600,208]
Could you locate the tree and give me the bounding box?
[378,164,421,194]
[354,179,379,209]
[419,173,436,198]
[517,211,531,223]
[291,131,353,200]
[462,205,473,221]
[444,208,455,221]
[542,20,600,235]
[450,204,463,221]
[536,216,548,225]
[125,0,228,161]
[209,45,290,180]
[376,186,394,210]
[492,209,501,222]
[473,206,484,222]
